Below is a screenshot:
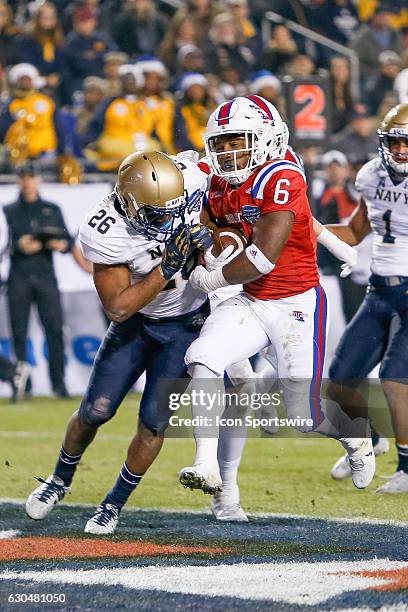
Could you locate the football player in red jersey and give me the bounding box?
[179,95,375,497]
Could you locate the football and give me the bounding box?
[211,225,247,257]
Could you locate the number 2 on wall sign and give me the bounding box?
[294,84,326,131]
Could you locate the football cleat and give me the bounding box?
[179,463,223,495]
[25,474,68,520]
[375,470,408,494]
[12,361,31,402]
[331,434,389,480]
[211,493,248,522]
[339,438,375,489]
[84,502,120,535]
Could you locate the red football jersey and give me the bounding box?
[206,148,319,299]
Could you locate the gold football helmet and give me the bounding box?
[115,151,186,241]
[378,104,408,178]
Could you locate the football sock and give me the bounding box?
[190,363,224,466]
[104,462,143,508]
[396,443,408,473]
[54,447,82,486]
[217,434,246,505]
[371,428,380,448]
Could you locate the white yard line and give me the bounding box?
[1,560,408,605]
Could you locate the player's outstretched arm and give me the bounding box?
[93,263,168,323]
[313,218,358,276]
[321,198,372,246]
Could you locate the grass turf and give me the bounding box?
[0,394,404,522]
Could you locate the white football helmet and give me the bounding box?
[204,95,289,185]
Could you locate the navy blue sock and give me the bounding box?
[371,429,380,448]
[396,444,408,473]
[54,447,82,486]
[104,463,143,509]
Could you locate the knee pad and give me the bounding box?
[79,395,116,426]
[185,337,225,377]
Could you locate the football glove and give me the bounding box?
[160,224,191,280]
[190,223,213,251]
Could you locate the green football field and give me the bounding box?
[0,392,404,522]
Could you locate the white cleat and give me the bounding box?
[179,463,223,495]
[84,503,120,535]
[376,470,408,494]
[211,494,248,522]
[339,438,375,489]
[25,474,68,520]
[331,434,389,481]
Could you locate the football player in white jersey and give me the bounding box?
[326,104,408,493]
[25,151,213,534]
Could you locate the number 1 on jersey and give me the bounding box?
[382,209,395,244]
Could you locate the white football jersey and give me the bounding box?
[78,160,208,318]
[356,158,408,276]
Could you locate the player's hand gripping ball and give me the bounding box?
[205,226,247,271]
[160,224,191,280]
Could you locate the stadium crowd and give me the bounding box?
[0,0,406,175]
[0,0,407,399]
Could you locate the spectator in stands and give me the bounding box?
[75,76,107,140]
[16,2,65,101]
[330,103,377,162]
[206,12,255,80]
[225,0,258,51]
[171,0,223,45]
[329,55,354,134]
[159,16,200,70]
[0,0,19,70]
[137,56,175,154]
[286,53,316,78]
[0,63,65,167]
[313,150,365,321]
[308,0,360,46]
[82,63,155,170]
[175,45,205,79]
[256,24,298,75]
[248,70,283,113]
[63,4,116,102]
[103,51,128,97]
[4,164,73,398]
[350,5,404,95]
[174,73,215,153]
[214,66,247,102]
[112,0,167,58]
[364,50,402,115]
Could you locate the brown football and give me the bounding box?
[211,226,247,257]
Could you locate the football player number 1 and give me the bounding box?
[382,209,395,244]
[273,179,290,205]
[88,209,116,234]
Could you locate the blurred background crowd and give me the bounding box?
[0,0,407,398]
[0,0,406,176]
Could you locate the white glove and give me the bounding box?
[189,265,230,293]
[204,244,235,271]
[174,150,200,163]
[317,227,357,277]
